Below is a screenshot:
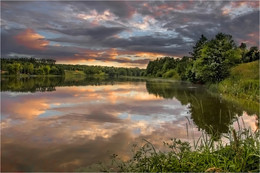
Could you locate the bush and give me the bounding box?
[162,69,180,80]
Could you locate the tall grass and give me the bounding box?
[217,61,259,103]
[100,122,259,172]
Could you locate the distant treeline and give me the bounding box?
[0,57,145,77]
[146,33,259,83]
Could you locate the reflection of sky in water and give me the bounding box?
[1,82,258,172]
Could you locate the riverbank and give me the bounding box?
[210,61,259,102]
[208,61,259,113]
[85,127,259,172]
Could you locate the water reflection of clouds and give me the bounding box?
[1,83,258,171]
[2,83,193,171]
[2,94,49,119]
[233,112,259,132]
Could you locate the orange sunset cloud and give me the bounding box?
[14,28,49,50]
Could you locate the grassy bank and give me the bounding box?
[95,127,259,172]
[210,61,259,103]
[64,70,86,76]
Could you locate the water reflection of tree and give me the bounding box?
[145,81,247,139]
[1,76,63,92]
[1,76,146,93]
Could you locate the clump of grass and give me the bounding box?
[102,125,259,172]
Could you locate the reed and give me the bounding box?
[100,120,259,172]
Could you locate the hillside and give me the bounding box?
[216,61,259,108]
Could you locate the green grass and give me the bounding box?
[209,61,260,106]
[96,127,259,172]
[64,70,86,76]
[217,61,259,103]
[64,70,86,81]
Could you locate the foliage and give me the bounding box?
[241,45,260,63]
[146,57,176,77]
[144,33,259,85]
[0,57,145,77]
[102,127,260,172]
[217,60,259,102]
[190,34,208,60]
[192,33,241,83]
[162,69,180,79]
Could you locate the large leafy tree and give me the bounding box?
[192,33,241,83]
[244,46,260,62]
[190,34,208,60]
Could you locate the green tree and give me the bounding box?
[35,67,45,75]
[23,63,34,74]
[239,43,248,63]
[50,66,59,75]
[7,64,15,74]
[28,63,34,74]
[176,56,191,80]
[244,46,260,62]
[118,68,127,76]
[43,65,50,75]
[190,35,208,60]
[192,33,240,83]
[13,63,21,74]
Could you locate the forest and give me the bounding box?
[0,57,145,77]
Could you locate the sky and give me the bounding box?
[1,1,259,68]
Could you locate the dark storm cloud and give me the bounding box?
[48,26,126,39]
[221,11,260,45]
[67,1,135,19]
[132,1,258,46]
[49,34,190,56]
[1,28,150,65]
[1,1,259,66]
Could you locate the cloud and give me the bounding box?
[68,1,135,20]
[1,82,190,171]
[49,26,126,39]
[14,28,49,50]
[1,94,49,119]
[1,1,259,67]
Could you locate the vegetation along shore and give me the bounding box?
[87,126,259,172]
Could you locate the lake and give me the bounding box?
[1,76,258,171]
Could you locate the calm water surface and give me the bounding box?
[1,77,258,171]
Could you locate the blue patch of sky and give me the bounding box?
[37,30,63,39]
[129,113,178,123]
[118,112,129,119]
[132,128,141,135]
[38,110,62,118]
[182,37,194,43]
[132,13,144,23]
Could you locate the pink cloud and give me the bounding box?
[14,28,49,50]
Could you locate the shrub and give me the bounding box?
[162,69,180,80]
